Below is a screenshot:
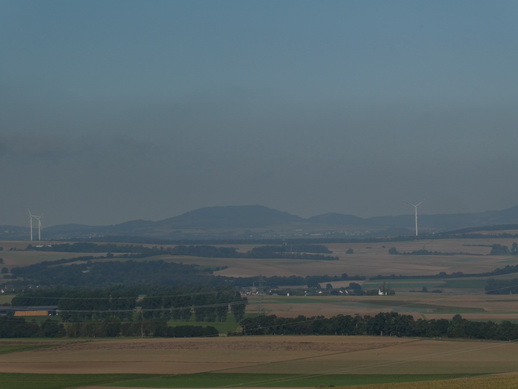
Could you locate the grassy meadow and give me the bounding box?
[0,372,487,389]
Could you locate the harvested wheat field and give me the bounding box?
[1,336,518,388]
[0,336,410,375]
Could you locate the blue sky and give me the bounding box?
[1,1,518,225]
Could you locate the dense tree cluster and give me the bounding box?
[485,278,518,294]
[169,245,239,257]
[64,318,218,338]
[141,286,247,322]
[243,245,337,260]
[159,243,339,260]
[0,317,47,338]
[388,247,481,256]
[10,260,215,287]
[239,313,518,340]
[0,316,218,338]
[27,242,337,260]
[489,244,511,255]
[488,243,518,256]
[11,286,247,323]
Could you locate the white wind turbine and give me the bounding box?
[27,209,43,241]
[407,201,423,237]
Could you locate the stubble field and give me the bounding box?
[1,336,518,388]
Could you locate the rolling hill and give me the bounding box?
[3,204,518,241]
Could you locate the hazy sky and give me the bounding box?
[2,1,518,226]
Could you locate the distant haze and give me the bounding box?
[2,1,518,226]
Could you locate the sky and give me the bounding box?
[2,0,518,226]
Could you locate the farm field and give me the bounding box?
[0,249,107,269]
[2,238,518,278]
[160,238,518,278]
[247,291,518,321]
[0,336,517,388]
[3,238,518,322]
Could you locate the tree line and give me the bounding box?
[388,247,482,256]
[239,312,518,340]
[6,310,518,341]
[27,242,338,260]
[485,278,518,294]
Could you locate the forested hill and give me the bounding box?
[156,205,304,228]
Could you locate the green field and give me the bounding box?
[362,277,488,291]
[256,294,487,316]
[441,279,489,289]
[0,344,51,355]
[167,315,241,333]
[0,372,478,389]
[359,299,485,314]
[343,374,518,389]
[0,373,149,389]
[362,281,446,290]
[0,294,14,304]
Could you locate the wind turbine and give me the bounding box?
[407,201,423,237]
[27,209,43,241]
[34,214,43,241]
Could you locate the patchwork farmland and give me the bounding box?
[2,236,518,387]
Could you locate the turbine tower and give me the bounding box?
[27,209,34,241]
[27,209,43,241]
[34,214,43,241]
[408,201,423,237]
